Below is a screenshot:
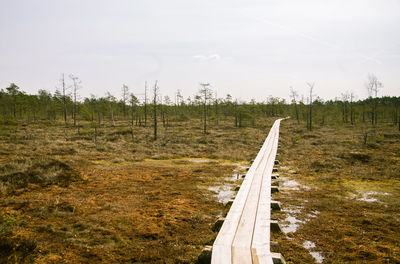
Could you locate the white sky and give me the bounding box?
[0,0,399,102]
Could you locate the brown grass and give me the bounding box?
[0,118,268,263]
[1,118,399,263]
[272,120,400,263]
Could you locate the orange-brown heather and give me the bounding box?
[1,118,399,263]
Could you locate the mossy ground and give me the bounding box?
[0,118,266,263]
[272,120,400,263]
[0,118,399,263]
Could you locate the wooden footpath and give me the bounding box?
[211,119,285,264]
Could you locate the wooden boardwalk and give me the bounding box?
[211,119,284,264]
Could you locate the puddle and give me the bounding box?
[356,191,388,203]
[283,180,300,190]
[282,208,302,214]
[310,251,324,263]
[281,215,303,234]
[307,210,320,218]
[208,185,235,204]
[191,159,216,163]
[208,162,247,204]
[282,179,311,191]
[303,240,324,263]
[303,240,316,249]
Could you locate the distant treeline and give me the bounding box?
[1,81,399,131]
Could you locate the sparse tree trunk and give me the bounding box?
[234,102,238,127]
[144,82,148,127]
[199,83,210,134]
[307,82,314,131]
[122,84,129,119]
[350,93,354,125]
[203,92,207,134]
[94,126,97,143]
[153,81,158,140]
[106,92,116,127]
[69,74,80,127]
[362,103,366,123]
[62,74,67,125]
[215,92,219,125]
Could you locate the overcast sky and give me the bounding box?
[0,0,399,102]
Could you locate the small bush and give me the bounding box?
[291,135,301,145]
[0,119,18,126]
[0,214,18,236]
[348,152,371,163]
[0,158,81,190]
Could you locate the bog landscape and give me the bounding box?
[0,80,399,263]
[1,1,400,263]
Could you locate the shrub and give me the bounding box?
[0,214,18,236]
[0,158,81,190]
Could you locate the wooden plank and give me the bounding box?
[212,132,272,263]
[252,120,282,263]
[231,128,276,263]
[211,119,283,264]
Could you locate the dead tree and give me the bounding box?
[200,83,211,134]
[341,92,349,123]
[153,81,158,140]
[307,82,314,131]
[129,93,138,127]
[215,90,219,125]
[61,73,67,125]
[106,92,116,126]
[350,92,355,125]
[366,74,383,126]
[144,81,148,126]
[121,84,129,119]
[69,74,81,127]
[290,87,300,124]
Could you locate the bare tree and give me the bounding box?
[290,86,299,124]
[60,73,67,125]
[69,74,81,127]
[307,82,314,131]
[153,81,158,140]
[164,95,172,128]
[199,83,212,134]
[121,84,129,119]
[144,81,148,126]
[350,92,355,125]
[106,92,116,126]
[341,92,349,123]
[129,93,138,127]
[215,89,219,125]
[365,74,383,125]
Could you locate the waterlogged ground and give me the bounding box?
[1,118,399,263]
[272,120,400,263]
[0,157,246,263]
[0,119,260,263]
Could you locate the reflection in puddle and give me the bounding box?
[310,251,324,263]
[208,162,247,204]
[283,180,300,190]
[281,215,303,234]
[356,191,391,203]
[208,186,236,204]
[282,208,302,214]
[191,159,216,163]
[303,240,324,263]
[303,240,315,249]
[282,179,311,191]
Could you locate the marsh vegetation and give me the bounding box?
[0,83,399,263]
